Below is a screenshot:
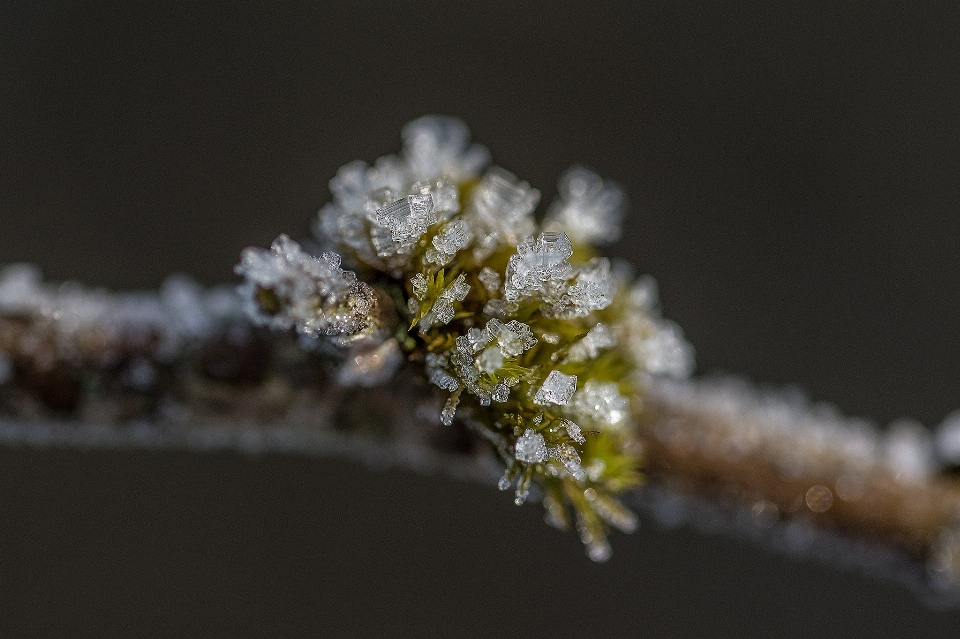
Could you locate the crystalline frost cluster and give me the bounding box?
[236,115,695,560]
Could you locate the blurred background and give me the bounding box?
[2,1,960,636]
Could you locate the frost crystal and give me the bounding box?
[401,115,491,183]
[486,319,537,357]
[569,380,629,430]
[560,418,586,444]
[415,273,470,331]
[477,267,501,293]
[552,443,586,480]
[235,234,376,339]
[469,167,539,253]
[566,323,617,363]
[546,257,615,318]
[376,194,436,249]
[504,232,574,302]
[425,218,473,266]
[534,370,578,406]
[634,320,695,378]
[515,428,548,464]
[545,166,626,245]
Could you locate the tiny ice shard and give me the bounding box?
[545,166,626,245]
[486,318,537,357]
[534,370,577,406]
[471,167,540,244]
[559,418,586,444]
[477,267,501,293]
[515,428,548,464]
[548,257,615,318]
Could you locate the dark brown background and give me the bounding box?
[2,1,960,636]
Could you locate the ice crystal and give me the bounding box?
[477,267,501,294]
[469,167,539,256]
[425,218,472,266]
[534,370,578,406]
[560,418,586,445]
[569,380,630,430]
[504,231,574,302]
[545,166,626,245]
[515,428,548,464]
[565,323,617,363]
[401,115,491,183]
[546,257,616,319]
[553,443,586,480]
[376,194,436,249]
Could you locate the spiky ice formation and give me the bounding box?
[236,115,694,560]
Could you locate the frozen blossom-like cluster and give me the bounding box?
[235,234,378,341]
[236,115,696,560]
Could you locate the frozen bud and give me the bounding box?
[425,218,473,266]
[401,115,491,182]
[504,232,574,301]
[515,428,548,464]
[570,380,629,430]
[565,323,617,363]
[545,166,626,245]
[376,194,437,248]
[235,235,377,339]
[534,370,578,406]
[553,443,586,481]
[477,267,501,294]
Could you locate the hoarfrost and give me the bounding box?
[515,428,548,464]
[545,166,626,245]
[503,231,574,302]
[534,370,578,406]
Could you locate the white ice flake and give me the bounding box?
[468,167,540,255]
[559,418,586,444]
[545,166,626,245]
[552,443,586,480]
[477,267,501,293]
[534,370,578,406]
[635,320,695,379]
[515,428,548,464]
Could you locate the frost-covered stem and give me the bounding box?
[2,303,959,590]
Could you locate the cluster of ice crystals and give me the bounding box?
[487,318,537,357]
[401,115,491,183]
[469,167,540,257]
[534,370,578,406]
[569,380,629,430]
[315,116,488,272]
[411,273,470,331]
[545,166,626,245]
[634,320,695,378]
[236,234,376,339]
[515,428,548,464]
[424,219,473,266]
[425,352,460,391]
[504,232,574,302]
[376,194,436,250]
[545,257,616,319]
[565,323,617,363]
